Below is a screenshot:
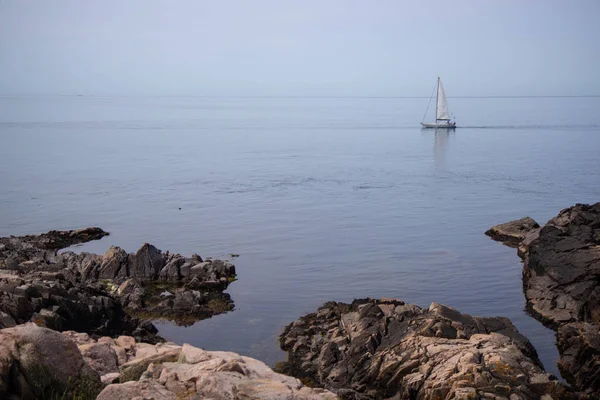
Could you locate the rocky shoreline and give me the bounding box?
[1,202,598,399]
[486,202,600,395]
[0,228,237,343]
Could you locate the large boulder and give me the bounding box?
[0,323,101,399]
[278,298,574,400]
[487,202,600,395]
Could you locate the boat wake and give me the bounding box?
[457,124,599,130]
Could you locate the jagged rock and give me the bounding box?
[487,202,600,395]
[0,227,237,340]
[159,255,185,281]
[132,243,165,280]
[0,323,102,399]
[99,246,129,279]
[278,298,574,400]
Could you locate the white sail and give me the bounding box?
[436,79,451,121]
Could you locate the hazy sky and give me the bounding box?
[1,0,599,96]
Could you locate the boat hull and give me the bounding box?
[421,122,456,129]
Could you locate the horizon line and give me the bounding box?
[1,94,600,99]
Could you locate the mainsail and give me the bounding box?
[436,79,451,121]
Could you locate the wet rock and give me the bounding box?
[485,216,540,247]
[487,202,600,395]
[278,298,574,400]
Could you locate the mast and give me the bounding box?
[435,77,440,122]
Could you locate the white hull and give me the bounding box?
[421,122,456,129]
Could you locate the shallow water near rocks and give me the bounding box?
[1,95,599,377]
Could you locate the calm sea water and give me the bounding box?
[1,95,599,377]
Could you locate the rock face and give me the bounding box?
[487,202,600,395]
[0,228,237,342]
[278,298,574,400]
[0,323,102,400]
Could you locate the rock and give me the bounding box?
[98,380,177,400]
[159,256,185,281]
[31,227,108,251]
[116,335,136,351]
[485,216,540,247]
[1,227,237,339]
[99,246,129,279]
[524,204,600,327]
[131,243,165,280]
[0,310,16,328]
[62,330,94,345]
[181,343,210,364]
[0,323,102,399]
[278,298,575,400]
[120,347,182,382]
[79,342,119,375]
[100,372,121,384]
[488,202,600,394]
[556,322,600,395]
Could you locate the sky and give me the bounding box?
[0,0,599,97]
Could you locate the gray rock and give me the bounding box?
[487,202,600,394]
[131,243,165,280]
[159,256,184,281]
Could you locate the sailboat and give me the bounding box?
[421,77,456,129]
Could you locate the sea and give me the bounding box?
[1,95,599,377]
